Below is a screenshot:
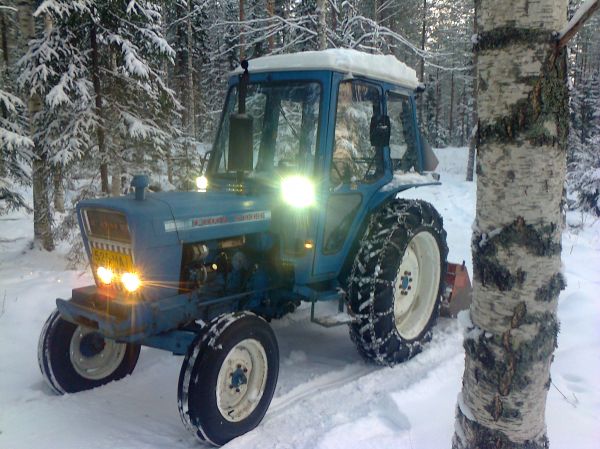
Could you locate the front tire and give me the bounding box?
[38,309,140,394]
[347,199,448,366]
[178,312,279,446]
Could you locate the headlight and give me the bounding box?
[97,266,114,285]
[121,272,142,292]
[196,175,208,191]
[281,175,315,208]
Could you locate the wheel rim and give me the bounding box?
[69,327,126,380]
[216,338,268,423]
[393,231,441,340]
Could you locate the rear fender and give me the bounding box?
[337,176,440,283]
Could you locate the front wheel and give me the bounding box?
[38,309,140,394]
[347,199,448,366]
[178,312,279,446]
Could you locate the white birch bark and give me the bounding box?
[453,0,568,447]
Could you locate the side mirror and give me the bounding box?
[370,115,391,148]
[420,132,439,171]
[199,150,213,174]
[228,113,254,172]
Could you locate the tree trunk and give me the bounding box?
[53,165,65,213]
[18,0,54,250]
[449,71,455,144]
[434,67,440,143]
[316,0,327,51]
[466,5,478,182]
[0,9,8,79]
[418,0,427,125]
[267,0,275,51]
[186,0,196,141]
[0,8,6,178]
[453,0,568,447]
[89,18,109,193]
[110,165,121,197]
[239,0,245,60]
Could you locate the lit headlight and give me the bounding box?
[196,175,208,191]
[97,266,114,285]
[121,272,142,292]
[281,175,315,208]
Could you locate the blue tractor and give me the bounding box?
[38,49,466,446]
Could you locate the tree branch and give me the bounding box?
[557,0,600,48]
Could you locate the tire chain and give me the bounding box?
[347,199,447,366]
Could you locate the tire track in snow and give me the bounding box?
[268,363,376,415]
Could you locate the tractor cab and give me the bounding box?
[204,49,437,286]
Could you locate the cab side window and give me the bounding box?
[387,92,418,172]
[331,81,383,184]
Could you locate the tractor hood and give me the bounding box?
[77,191,273,249]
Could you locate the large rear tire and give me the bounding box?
[38,309,140,394]
[347,199,448,366]
[178,312,279,446]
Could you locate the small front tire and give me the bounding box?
[178,312,279,446]
[38,309,140,394]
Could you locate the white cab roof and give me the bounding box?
[232,49,419,90]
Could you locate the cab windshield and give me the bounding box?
[210,81,321,176]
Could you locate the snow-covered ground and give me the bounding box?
[1,148,598,449]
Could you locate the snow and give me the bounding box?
[1,148,599,448]
[232,49,419,90]
[381,171,439,191]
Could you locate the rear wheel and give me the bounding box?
[347,199,447,365]
[38,309,140,394]
[178,312,279,446]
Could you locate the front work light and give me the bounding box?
[121,272,142,292]
[97,266,114,285]
[196,175,208,191]
[281,175,315,208]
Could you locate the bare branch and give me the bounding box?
[557,0,600,48]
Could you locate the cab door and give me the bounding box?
[312,77,391,278]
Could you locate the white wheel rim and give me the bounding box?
[216,338,268,423]
[393,231,441,340]
[69,327,126,380]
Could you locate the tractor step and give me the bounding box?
[310,293,355,328]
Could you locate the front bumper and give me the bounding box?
[56,284,271,342]
[56,286,155,341]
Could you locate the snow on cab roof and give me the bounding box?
[232,49,419,90]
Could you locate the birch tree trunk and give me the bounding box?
[453,0,568,447]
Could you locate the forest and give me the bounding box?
[1,0,598,252]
